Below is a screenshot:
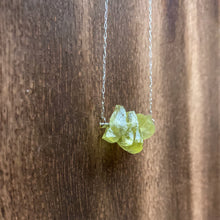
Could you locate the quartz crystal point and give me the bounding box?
[102,105,155,154]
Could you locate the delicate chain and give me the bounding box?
[148,0,153,116]
[100,0,154,125]
[100,0,109,125]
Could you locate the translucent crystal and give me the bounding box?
[136,114,155,139]
[121,142,143,154]
[134,128,144,145]
[117,128,134,147]
[119,128,144,154]
[102,105,156,154]
[126,111,139,129]
[102,126,120,143]
[109,105,128,137]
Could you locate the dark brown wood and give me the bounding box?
[0,0,219,219]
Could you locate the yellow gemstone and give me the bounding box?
[101,105,156,154]
[122,142,143,154]
[136,114,155,139]
[117,128,134,147]
[102,126,120,143]
[119,128,144,154]
[126,111,139,129]
[109,105,128,137]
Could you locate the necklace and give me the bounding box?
[100,0,155,154]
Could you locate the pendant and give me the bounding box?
[100,105,155,154]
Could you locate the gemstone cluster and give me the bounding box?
[101,105,155,154]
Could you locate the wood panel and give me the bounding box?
[0,0,219,219]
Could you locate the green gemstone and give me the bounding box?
[119,142,143,154]
[101,105,155,154]
[109,105,128,137]
[134,128,144,145]
[102,126,120,143]
[126,142,143,154]
[126,111,139,129]
[117,128,134,147]
[119,128,144,154]
[136,114,155,139]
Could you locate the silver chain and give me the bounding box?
[100,0,154,126]
[148,0,153,117]
[100,0,109,126]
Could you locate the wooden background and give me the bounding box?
[0,0,219,219]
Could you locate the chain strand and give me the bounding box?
[100,0,109,125]
[148,0,153,117]
[100,0,154,125]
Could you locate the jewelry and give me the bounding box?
[100,0,155,154]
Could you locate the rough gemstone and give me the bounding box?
[136,114,155,139]
[122,142,143,154]
[134,128,144,145]
[102,127,120,143]
[109,105,128,137]
[117,128,134,147]
[102,105,155,154]
[119,129,144,154]
[126,111,139,129]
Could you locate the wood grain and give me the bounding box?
[0,0,219,219]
